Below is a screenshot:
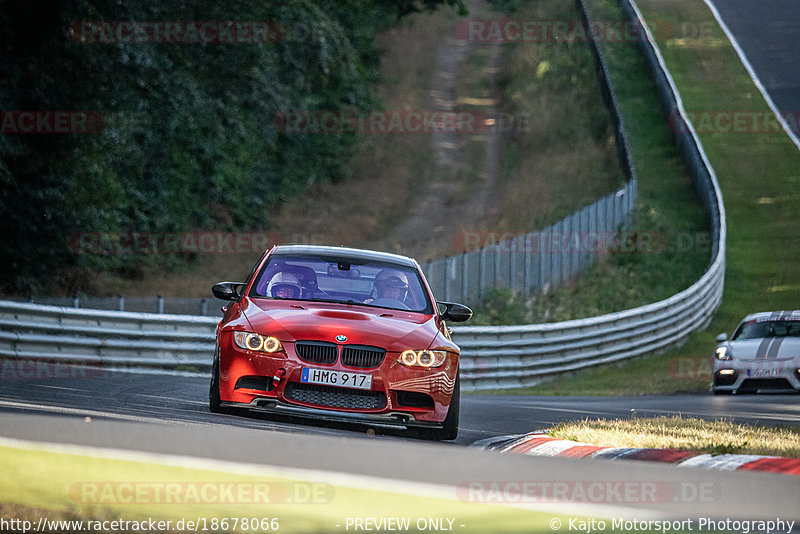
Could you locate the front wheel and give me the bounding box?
[209,350,233,414]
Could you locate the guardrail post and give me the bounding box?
[118,295,125,312]
[572,211,579,275]
[540,228,548,292]
[478,247,486,302]
[157,295,165,314]
[443,257,450,302]
[550,221,564,286]
[493,244,500,289]
[524,233,532,296]
[510,237,517,295]
[588,202,596,266]
[461,252,468,304]
[424,260,433,297]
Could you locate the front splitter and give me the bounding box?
[220,398,443,430]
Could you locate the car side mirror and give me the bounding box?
[212,281,244,301]
[715,333,728,343]
[438,301,472,323]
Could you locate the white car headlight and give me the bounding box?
[399,349,447,368]
[234,331,282,353]
[714,346,732,361]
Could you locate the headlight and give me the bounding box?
[399,349,447,368]
[233,331,282,353]
[714,346,732,361]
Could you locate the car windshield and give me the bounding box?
[733,320,800,340]
[249,253,433,313]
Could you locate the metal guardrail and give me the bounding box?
[0,300,217,372]
[0,0,725,391]
[14,295,220,317]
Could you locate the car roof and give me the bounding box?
[268,244,419,269]
[739,310,800,323]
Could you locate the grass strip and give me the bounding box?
[550,416,800,457]
[0,444,570,533]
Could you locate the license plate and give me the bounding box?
[747,368,781,377]
[301,368,372,390]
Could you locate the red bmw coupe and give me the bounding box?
[210,245,472,440]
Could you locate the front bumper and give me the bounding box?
[217,333,458,423]
[712,362,800,393]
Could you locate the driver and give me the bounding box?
[267,272,302,299]
[368,269,409,303]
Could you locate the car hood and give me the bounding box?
[727,337,800,361]
[241,298,440,352]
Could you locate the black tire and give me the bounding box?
[415,371,459,441]
[209,350,233,414]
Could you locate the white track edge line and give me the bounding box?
[0,435,665,520]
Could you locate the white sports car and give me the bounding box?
[713,311,800,394]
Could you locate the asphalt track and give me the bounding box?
[709,0,800,130]
[1,368,800,521]
[1,368,800,446]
